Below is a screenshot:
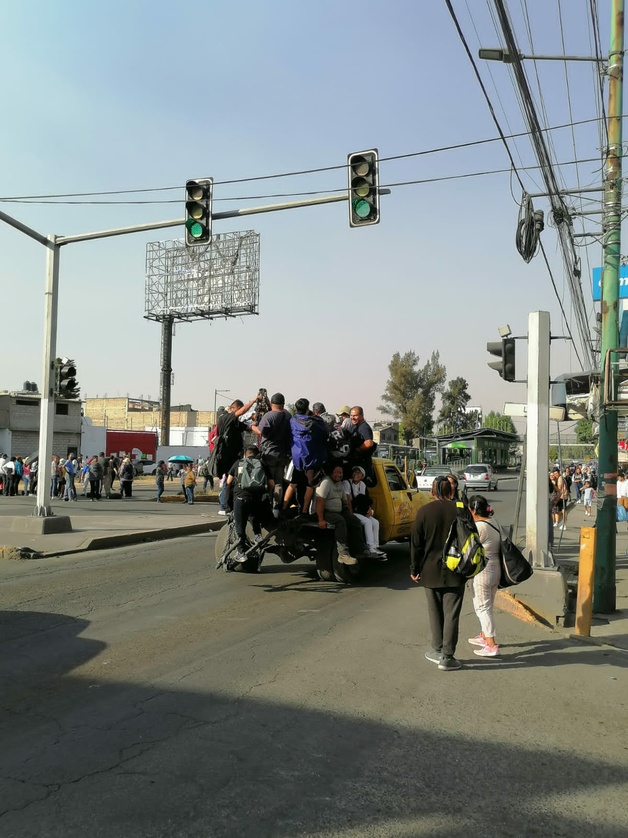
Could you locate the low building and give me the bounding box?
[0,392,81,458]
[84,397,216,432]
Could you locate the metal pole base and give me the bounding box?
[34,504,54,518]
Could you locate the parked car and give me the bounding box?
[415,465,456,491]
[462,463,498,491]
[133,459,157,476]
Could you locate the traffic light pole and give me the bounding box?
[159,316,174,447]
[525,311,551,568]
[594,0,624,613]
[0,188,392,518]
[34,235,61,517]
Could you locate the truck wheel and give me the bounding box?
[315,539,335,581]
[331,550,360,584]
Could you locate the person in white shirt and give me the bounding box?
[342,466,387,561]
[616,472,627,509]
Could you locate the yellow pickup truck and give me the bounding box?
[215,457,431,583]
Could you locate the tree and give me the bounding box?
[483,411,516,434]
[576,419,596,444]
[379,350,447,444]
[438,377,472,433]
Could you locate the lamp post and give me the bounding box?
[213,389,231,420]
[478,47,604,64]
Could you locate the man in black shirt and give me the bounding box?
[226,447,271,561]
[345,405,376,482]
[214,396,257,514]
[252,392,292,514]
[411,476,467,671]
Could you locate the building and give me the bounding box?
[0,392,82,458]
[372,422,399,445]
[84,397,216,433]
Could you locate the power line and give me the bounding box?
[0,154,611,205]
[0,115,613,203]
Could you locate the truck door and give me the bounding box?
[383,464,414,538]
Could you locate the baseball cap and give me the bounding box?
[312,402,325,413]
[337,404,351,416]
[271,392,285,405]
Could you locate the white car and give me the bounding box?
[415,466,455,492]
[462,463,498,492]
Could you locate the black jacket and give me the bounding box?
[410,498,466,589]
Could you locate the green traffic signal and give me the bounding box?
[185,178,213,246]
[347,150,379,228]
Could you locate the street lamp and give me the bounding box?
[213,388,231,417]
[478,47,603,63]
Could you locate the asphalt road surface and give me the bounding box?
[1,493,627,837]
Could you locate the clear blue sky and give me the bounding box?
[0,1,614,423]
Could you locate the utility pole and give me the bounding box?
[594,0,624,613]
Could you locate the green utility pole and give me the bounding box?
[594,0,624,613]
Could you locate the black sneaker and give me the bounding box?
[438,655,462,671]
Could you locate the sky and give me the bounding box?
[0,0,617,428]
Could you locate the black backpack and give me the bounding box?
[442,501,486,579]
[487,523,533,588]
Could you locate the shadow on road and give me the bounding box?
[1,611,627,836]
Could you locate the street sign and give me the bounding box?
[591,266,628,301]
[504,402,565,421]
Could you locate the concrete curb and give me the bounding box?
[1,520,226,559]
[568,633,628,653]
[495,589,551,628]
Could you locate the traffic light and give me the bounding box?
[55,357,79,399]
[347,149,380,227]
[185,178,213,246]
[487,338,516,381]
[502,337,516,381]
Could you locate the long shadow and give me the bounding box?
[1,634,627,836]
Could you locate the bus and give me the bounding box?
[376,443,424,483]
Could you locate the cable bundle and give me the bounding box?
[516,193,545,263]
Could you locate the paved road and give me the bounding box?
[1,496,628,837]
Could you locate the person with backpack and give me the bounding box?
[410,475,476,671]
[225,447,271,561]
[467,494,502,658]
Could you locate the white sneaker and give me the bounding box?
[559,524,566,531]
[553,522,558,528]
[217,509,227,516]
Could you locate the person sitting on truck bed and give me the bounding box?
[315,464,369,566]
[343,466,387,561]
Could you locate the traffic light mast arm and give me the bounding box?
[56,190,390,246]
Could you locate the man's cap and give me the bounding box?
[312,402,325,413]
[337,404,351,416]
[271,392,285,405]
[352,466,366,478]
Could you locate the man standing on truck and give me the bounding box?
[345,406,376,482]
[316,464,369,566]
[252,392,292,515]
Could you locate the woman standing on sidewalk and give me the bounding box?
[467,494,502,658]
[119,457,134,498]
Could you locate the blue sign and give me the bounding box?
[592,266,628,301]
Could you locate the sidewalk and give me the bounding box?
[0,481,224,557]
[517,497,628,652]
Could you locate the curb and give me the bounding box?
[568,633,628,653]
[2,520,226,559]
[495,589,551,628]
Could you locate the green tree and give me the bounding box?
[438,377,472,433]
[379,350,447,444]
[576,418,596,444]
[483,410,516,434]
